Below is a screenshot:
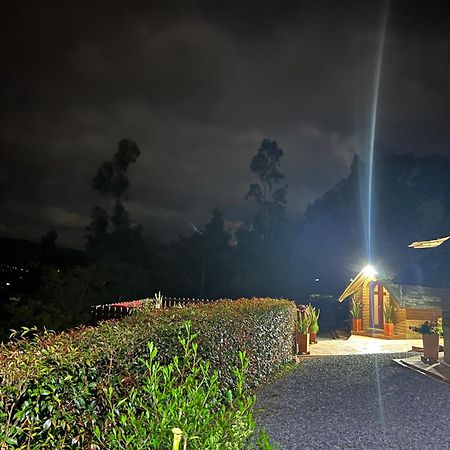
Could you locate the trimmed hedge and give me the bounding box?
[0,298,296,448]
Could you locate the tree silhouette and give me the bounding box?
[39,230,58,265]
[92,138,140,201]
[246,139,288,243]
[85,206,109,259]
[293,152,450,294]
[174,209,231,298]
[86,138,145,263]
[229,139,295,297]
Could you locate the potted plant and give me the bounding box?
[410,321,440,363]
[350,298,362,332]
[296,309,311,355]
[306,303,320,344]
[383,303,394,336]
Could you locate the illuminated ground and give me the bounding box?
[301,335,426,356]
[255,352,450,449]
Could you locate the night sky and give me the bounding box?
[1,1,449,248]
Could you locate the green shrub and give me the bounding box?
[95,322,255,449]
[0,298,295,448]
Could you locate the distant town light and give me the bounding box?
[6,282,11,286]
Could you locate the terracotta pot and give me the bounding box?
[309,331,317,344]
[384,323,394,336]
[296,332,310,354]
[422,333,439,361]
[352,318,362,332]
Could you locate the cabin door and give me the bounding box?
[370,282,385,329]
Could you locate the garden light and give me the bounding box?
[362,265,377,277]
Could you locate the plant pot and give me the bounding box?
[422,333,439,362]
[308,326,318,344]
[352,318,362,332]
[296,332,310,354]
[384,323,394,337]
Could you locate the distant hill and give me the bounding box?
[0,237,85,267]
[0,238,41,264]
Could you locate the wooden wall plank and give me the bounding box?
[405,308,441,320]
[361,281,370,329]
[393,305,407,338]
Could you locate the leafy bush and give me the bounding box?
[95,322,255,449]
[0,298,295,448]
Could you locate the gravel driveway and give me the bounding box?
[254,353,450,449]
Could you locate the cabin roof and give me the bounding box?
[338,273,449,310]
[408,235,450,249]
[337,267,376,302]
[381,279,447,310]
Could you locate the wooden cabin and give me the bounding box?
[338,266,446,338]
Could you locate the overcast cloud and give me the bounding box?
[1,1,449,247]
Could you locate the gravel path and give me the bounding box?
[254,353,450,449]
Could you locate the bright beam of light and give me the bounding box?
[374,354,387,441]
[367,1,390,262]
[367,2,390,442]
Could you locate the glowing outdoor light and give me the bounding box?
[362,265,377,277]
[338,264,378,303]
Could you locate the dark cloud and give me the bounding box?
[0,1,449,247]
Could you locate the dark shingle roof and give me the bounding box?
[382,279,448,310]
